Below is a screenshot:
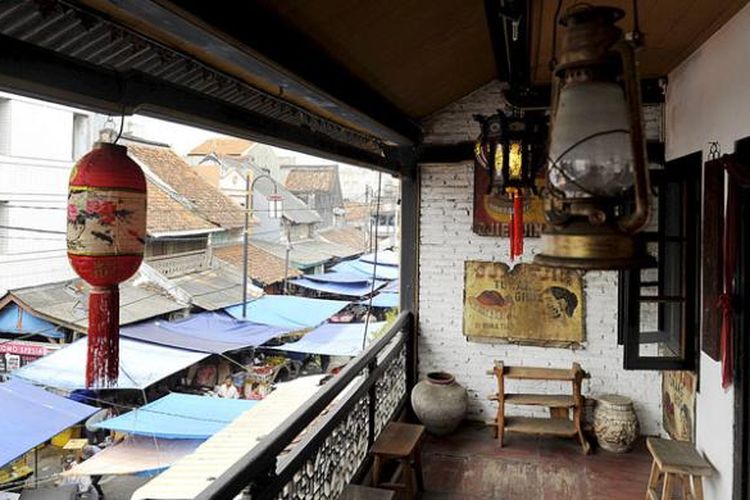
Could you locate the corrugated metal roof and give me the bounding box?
[169,264,262,311]
[5,275,187,333]
[252,238,361,268]
[0,0,380,155]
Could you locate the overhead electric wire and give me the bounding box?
[362,172,383,350]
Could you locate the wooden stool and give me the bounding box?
[371,422,425,499]
[339,484,396,500]
[646,437,713,500]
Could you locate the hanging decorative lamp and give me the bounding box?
[534,4,653,270]
[474,109,546,260]
[67,142,146,387]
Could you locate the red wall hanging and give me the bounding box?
[67,142,146,387]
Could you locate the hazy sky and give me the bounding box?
[130,114,337,165]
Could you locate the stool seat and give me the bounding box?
[371,422,425,499]
[339,484,396,500]
[647,438,713,477]
[645,437,713,500]
[372,422,425,458]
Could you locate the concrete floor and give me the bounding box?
[420,422,654,500]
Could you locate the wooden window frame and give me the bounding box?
[618,152,702,370]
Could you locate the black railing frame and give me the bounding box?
[196,310,415,500]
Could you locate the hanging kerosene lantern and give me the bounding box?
[67,142,146,387]
[534,5,652,270]
[474,109,546,259]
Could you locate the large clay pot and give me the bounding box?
[594,394,640,453]
[411,371,467,435]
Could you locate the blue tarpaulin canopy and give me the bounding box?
[267,321,386,356]
[121,312,288,353]
[94,393,255,439]
[0,303,63,339]
[366,292,400,309]
[0,379,97,466]
[13,337,209,390]
[381,280,399,293]
[291,277,386,298]
[332,260,400,281]
[304,272,370,284]
[224,296,350,329]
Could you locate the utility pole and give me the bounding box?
[241,172,251,318]
[242,171,282,318]
[283,226,292,295]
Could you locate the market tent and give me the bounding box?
[359,250,399,267]
[381,280,400,293]
[94,393,256,439]
[132,376,327,500]
[121,312,288,353]
[267,322,386,357]
[13,337,209,390]
[304,272,372,284]
[332,260,399,281]
[63,436,202,477]
[0,303,63,339]
[366,292,400,309]
[0,379,97,466]
[224,295,350,329]
[290,277,386,298]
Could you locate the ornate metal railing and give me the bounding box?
[195,311,415,500]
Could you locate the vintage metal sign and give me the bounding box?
[472,165,546,237]
[662,370,696,442]
[463,261,584,346]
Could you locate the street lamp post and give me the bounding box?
[241,171,282,318]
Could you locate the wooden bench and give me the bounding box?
[645,437,713,500]
[371,422,425,499]
[487,361,590,454]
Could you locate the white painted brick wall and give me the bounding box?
[417,162,663,436]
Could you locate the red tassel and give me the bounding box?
[86,286,120,388]
[512,192,524,259]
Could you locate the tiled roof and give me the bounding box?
[344,201,369,222]
[188,137,254,157]
[128,145,246,230]
[147,180,218,236]
[319,227,367,253]
[213,244,302,287]
[214,155,321,225]
[284,166,337,193]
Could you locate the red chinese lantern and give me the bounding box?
[67,143,146,388]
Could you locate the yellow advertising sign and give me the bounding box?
[463,262,584,346]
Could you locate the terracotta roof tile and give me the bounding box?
[188,137,254,157]
[147,180,218,235]
[213,243,301,286]
[319,227,367,253]
[128,145,246,230]
[344,201,369,222]
[284,166,336,192]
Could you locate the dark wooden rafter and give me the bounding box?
[86,0,421,146]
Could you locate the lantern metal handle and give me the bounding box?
[616,40,651,234]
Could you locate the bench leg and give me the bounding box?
[645,460,660,500]
[694,477,704,500]
[662,473,674,500]
[372,455,382,487]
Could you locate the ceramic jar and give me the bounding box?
[594,394,640,453]
[411,371,468,436]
